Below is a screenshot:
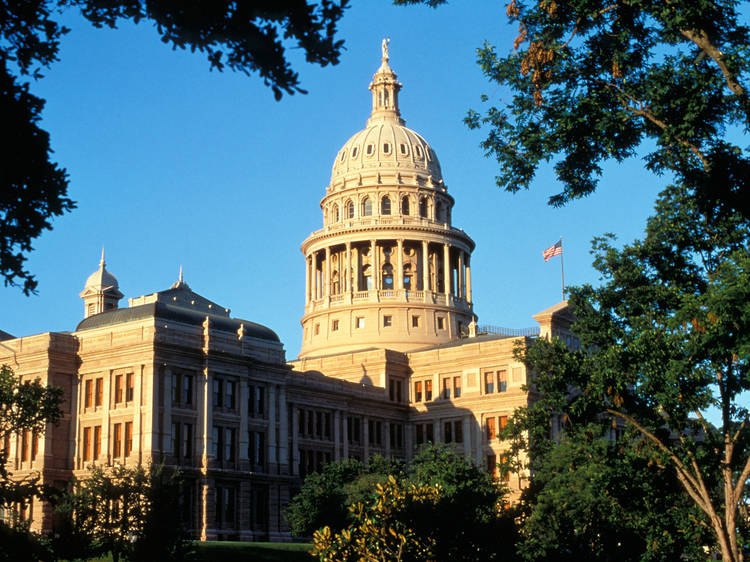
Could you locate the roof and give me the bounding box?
[76,285,279,343]
[0,329,15,341]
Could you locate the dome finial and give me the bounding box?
[381,37,390,62]
[179,265,183,284]
[100,247,106,269]
[368,39,403,126]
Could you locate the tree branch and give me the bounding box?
[679,28,746,99]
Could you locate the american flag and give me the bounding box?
[542,240,563,262]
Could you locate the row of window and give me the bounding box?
[299,449,333,478]
[210,481,269,530]
[211,377,266,417]
[486,415,509,440]
[81,421,133,461]
[487,453,511,482]
[326,314,443,333]
[412,369,510,404]
[297,409,333,440]
[327,195,448,223]
[83,373,134,409]
[6,431,39,463]
[210,425,267,466]
[338,141,424,162]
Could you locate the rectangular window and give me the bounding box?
[437,317,445,330]
[31,432,38,461]
[426,423,434,443]
[425,380,433,401]
[183,375,193,405]
[444,421,452,443]
[115,375,123,404]
[486,417,496,440]
[442,378,451,400]
[368,420,375,444]
[332,319,339,331]
[95,378,103,406]
[325,412,332,439]
[85,380,93,408]
[256,386,265,416]
[416,424,424,445]
[499,415,508,431]
[297,408,305,436]
[224,427,235,462]
[497,370,508,392]
[396,381,402,402]
[212,426,221,459]
[376,421,382,445]
[249,431,265,466]
[383,315,392,327]
[454,420,463,443]
[225,380,235,410]
[314,323,320,335]
[93,426,101,459]
[82,427,91,461]
[112,423,122,457]
[500,453,510,482]
[316,411,323,437]
[487,455,497,478]
[355,316,365,329]
[414,381,422,402]
[453,376,462,398]
[172,422,180,457]
[124,421,133,457]
[183,423,193,459]
[484,372,494,394]
[411,315,420,327]
[212,378,222,408]
[126,373,134,402]
[307,409,314,436]
[172,374,179,403]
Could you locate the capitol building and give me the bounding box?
[0,45,573,541]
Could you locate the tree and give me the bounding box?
[53,463,189,562]
[515,182,750,562]
[309,444,515,561]
[285,456,404,537]
[1,0,349,294]
[0,364,63,561]
[463,0,749,218]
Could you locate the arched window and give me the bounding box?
[401,196,410,215]
[345,200,355,219]
[362,197,373,216]
[382,264,394,290]
[332,203,340,222]
[381,196,391,215]
[435,201,443,222]
[403,264,413,290]
[419,197,428,218]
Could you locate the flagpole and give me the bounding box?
[560,237,565,301]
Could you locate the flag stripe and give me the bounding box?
[542,240,563,262]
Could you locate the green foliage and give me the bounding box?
[285,456,403,537]
[53,463,189,562]
[305,445,515,561]
[464,0,749,218]
[0,0,349,293]
[0,365,63,561]
[513,182,750,561]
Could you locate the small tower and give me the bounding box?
[80,250,123,318]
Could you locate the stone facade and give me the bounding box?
[0,44,573,540]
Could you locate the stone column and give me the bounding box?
[421,240,429,291]
[433,420,441,444]
[466,254,472,304]
[239,380,249,462]
[370,240,378,291]
[325,246,331,297]
[278,385,288,475]
[463,415,471,458]
[135,364,144,462]
[334,411,341,461]
[342,414,349,459]
[363,416,370,464]
[291,405,299,476]
[346,242,352,293]
[305,255,311,304]
[396,239,404,290]
[457,251,464,299]
[311,252,318,300]
[443,244,451,299]
[384,421,391,457]
[268,385,277,473]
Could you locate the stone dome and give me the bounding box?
[328,47,443,190]
[330,122,443,185]
[83,251,120,292]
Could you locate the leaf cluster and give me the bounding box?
[466,0,749,217]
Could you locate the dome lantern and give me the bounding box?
[80,249,123,318]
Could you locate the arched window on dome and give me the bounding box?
[419,196,428,219]
[382,264,394,290]
[381,196,391,215]
[345,200,355,219]
[400,143,408,156]
[362,197,373,217]
[332,203,340,222]
[352,147,359,158]
[415,145,423,159]
[435,201,444,223]
[401,196,410,216]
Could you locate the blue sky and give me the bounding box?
[2,1,662,359]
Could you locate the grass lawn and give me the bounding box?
[189,541,314,562]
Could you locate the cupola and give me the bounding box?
[80,250,123,318]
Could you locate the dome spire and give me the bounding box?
[100,247,106,269]
[368,38,403,126]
